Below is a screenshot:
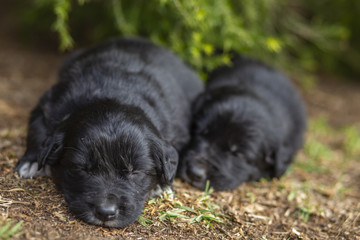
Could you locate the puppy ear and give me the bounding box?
[151,140,179,185]
[38,129,65,169]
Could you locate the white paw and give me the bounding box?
[163,186,175,200]
[148,184,163,198]
[18,162,51,178]
[148,185,175,199]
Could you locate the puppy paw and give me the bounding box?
[148,184,163,198]
[163,186,175,200]
[148,185,175,199]
[16,157,51,178]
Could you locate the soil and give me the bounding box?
[0,5,359,240]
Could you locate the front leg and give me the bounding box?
[16,105,51,178]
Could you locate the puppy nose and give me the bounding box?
[95,203,119,222]
[187,165,206,182]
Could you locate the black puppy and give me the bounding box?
[178,56,306,190]
[16,38,203,227]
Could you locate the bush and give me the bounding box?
[17,0,360,78]
[301,0,360,77]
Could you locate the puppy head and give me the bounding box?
[40,102,178,227]
[179,114,276,191]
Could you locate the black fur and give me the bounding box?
[178,56,306,190]
[15,37,204,227]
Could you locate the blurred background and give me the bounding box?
[6,0,360,82]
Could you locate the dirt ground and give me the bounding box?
[1,9,360,240]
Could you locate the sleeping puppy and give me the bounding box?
[15,37,204,227]
[178,55,306,190]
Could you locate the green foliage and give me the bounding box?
[301,0,360,77]
[17,0,360,77]
[52,0,73,50]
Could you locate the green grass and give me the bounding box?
[158,202,228,227]
[293,206,312,222]
[137,216,153,227]
[203,180,213,197]
[308,117,334,137]
[343,126,360,158]
[292,117,337,173]
[0,220,23,239]
[303,137,334,162]
[307,117,360,160]
[158,184,229,227]
[293,137,333,173]
[295,117,360,175]
[137,180,230,228]
[245,192,256,203]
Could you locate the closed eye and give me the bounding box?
[127,170,156,178]
[67,167,88,177]
[69,163,89,173]
[128,170,141,176]
[64,146,85,155]
[122,169,145,178]
[144,170,157,176]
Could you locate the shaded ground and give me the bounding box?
[1,12,360,240]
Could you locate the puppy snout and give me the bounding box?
[187,165,206,183]
[95,202,119,222]
[95,194,119,222]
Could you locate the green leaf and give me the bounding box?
[148,198,157,205]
